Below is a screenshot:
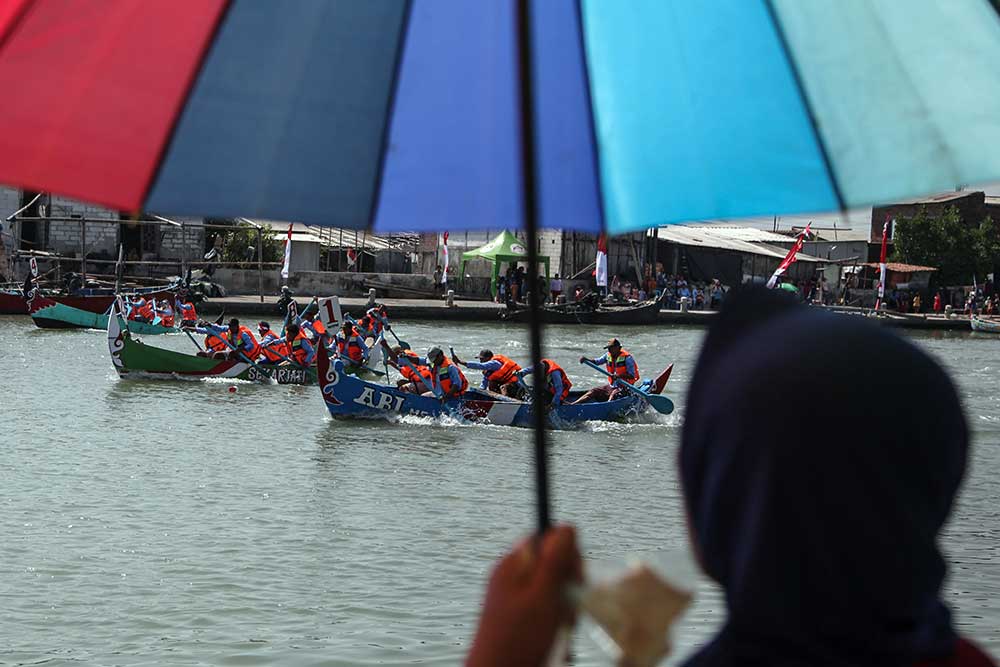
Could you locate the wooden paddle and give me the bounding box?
[581,359,674,414]
[211,326,277,385]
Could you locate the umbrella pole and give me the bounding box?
[516,0,550,534]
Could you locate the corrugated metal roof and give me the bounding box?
[246,219,419,251]
[862,262,938,272]
[655,225,823,262]
[678,223,795,243]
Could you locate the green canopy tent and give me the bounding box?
[459,230,549,296]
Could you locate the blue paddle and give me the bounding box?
[580,359,674,414]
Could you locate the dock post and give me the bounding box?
[367,288,376,306]
[446,289,455,307]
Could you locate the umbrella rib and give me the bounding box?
[367,0,414,231]
[516,0,551,534]
[761,0,846,211]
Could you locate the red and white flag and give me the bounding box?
[280,224,293,279]
[767,223,811,288]
[346,247,358,268]
[595,234,608,288]
[874,216,890,310]
[441,231,449,284]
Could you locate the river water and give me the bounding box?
[3,315,998,665]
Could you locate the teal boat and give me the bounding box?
[26,288,177,334]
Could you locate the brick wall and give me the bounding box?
[158,217,205,260]
[46,196,120,258]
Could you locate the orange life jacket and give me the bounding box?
[232,326,261,360]
[434,357,469,396]
[399,352,433,388]
[310,318,327,337]
[605,349,639,385]
[160,311,175,327]
[336,326,365,363]
[205,330,229,352]
[287,331,311,365]
[486,354,521,385]
[261,337,289,363]
[542,358,572,401]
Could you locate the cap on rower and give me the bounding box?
[478,349,493,361]
[604,338,622,349]
[427,346,443,361]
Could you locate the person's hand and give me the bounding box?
[578,356,586,364]
[466,525,581,667]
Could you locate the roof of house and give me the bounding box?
[880,191,981,206]
[676,223,795,244]
[247,218,419,251]
[655,224,824,262]
[862,262,938,273]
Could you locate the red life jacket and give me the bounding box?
[287,331,311,365]
[434,357,468,396]
[486,354,521,385]
[542,358,572,401]
[160,310,175,327]
[605,349,639,385]
[137,300,154,321]
[365,308,385,335]
[177,301,198,322]
[232,326,261,360]
[205,330,229,352]
[336,326,365,363]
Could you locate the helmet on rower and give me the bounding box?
[427,346,443,363]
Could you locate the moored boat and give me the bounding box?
[502,292,665,325]
[317,345,671,428]
[107,305,318,384]
[27,290,178,333]
[970,315,1000,334]
[1,285,176,315]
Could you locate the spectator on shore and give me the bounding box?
[432,265,443,296]
[934,291,943,314]
[466,289,994,667]
[913,293,922,312]
[549,273,562,302]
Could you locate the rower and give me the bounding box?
[423,346,468,401]
[257,321,290,363]
[302,312,331,348]
[455,348,522,397]
[365,304,390,336]
[156,299,175,327]
[573,338,639,404]
[335,320,369,366]
[197,318,261,362]
[175,296,198,328]
[517,358,572,408]
[389,346,434,393]
[283,322,315,367]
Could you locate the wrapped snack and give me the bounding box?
[579,563,692,667]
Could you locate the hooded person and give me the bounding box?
[465,288,994,667]
[676,288,991,667]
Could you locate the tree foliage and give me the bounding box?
[208,219,281,265]
[891,206,1000,285]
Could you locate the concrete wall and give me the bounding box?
[214,268,440,298]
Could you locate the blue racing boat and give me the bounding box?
[317,346,672,428]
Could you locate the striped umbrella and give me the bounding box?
[2,0,999,531]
